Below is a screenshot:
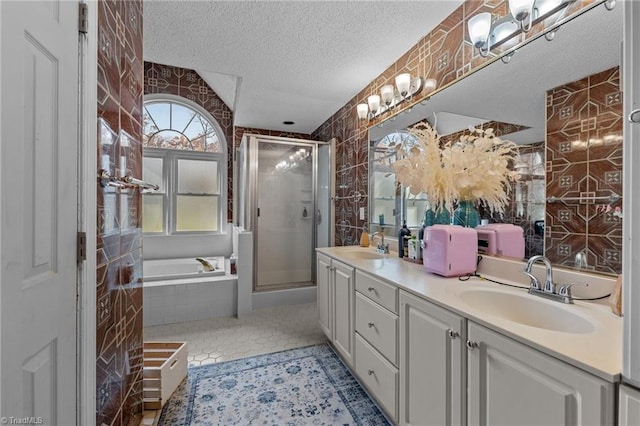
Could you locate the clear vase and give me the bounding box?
[424,203,451,226]
[453,200,480,227]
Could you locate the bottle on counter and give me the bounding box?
[399,220,411,258]
[230,253,237,275]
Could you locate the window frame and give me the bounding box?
[142,94,227,236]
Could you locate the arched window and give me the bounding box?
[142,96,227,234]
[371,131,427,231]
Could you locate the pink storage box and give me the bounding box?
[475,223,525,259]
[422,225,478,277]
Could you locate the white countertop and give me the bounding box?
[317,246,622,382]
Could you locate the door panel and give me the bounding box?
[1,1,79,423]
[255,141,315,290]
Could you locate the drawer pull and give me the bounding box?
[466,340,479,350]
[367,322,375,328]
[367,286,375,292]
[367,369,375,376]
[447,329,459,339]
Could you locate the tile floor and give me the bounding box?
[140,302,327,425]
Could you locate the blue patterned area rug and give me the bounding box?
[158,344,391,425]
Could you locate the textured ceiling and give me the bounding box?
[143,0,464,134]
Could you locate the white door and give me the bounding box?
[467,323,615,426]
[623,0,640,389]
[1,1,79,424]
[316,253,332,338]
[332,261,354,367]
[399,292,466,426]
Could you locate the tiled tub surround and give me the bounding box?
[96,0,145,424]
[545,67,623,274]
[311,0,600,246]
[143,274,238,327]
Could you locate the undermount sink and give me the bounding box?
[458,289,596,334]
[340,249,386,260]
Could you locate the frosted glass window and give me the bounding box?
[177,159,218,194]
[176,196,218,232]
[143,157,164,190]
[143,195,164,233]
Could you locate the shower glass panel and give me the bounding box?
[255,142,314,291]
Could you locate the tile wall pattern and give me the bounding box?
[483,143,546,259]
[143,62,235,221]
[311,0,597,246]
[545,67,623,274]
[96,0,144,425]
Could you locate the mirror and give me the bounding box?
[369,3,623,275]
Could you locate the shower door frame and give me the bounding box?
[244,134,328,292]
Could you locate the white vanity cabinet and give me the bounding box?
[316,253,332,338]
[317,250,617,426]
[467,322,615,426]
[399,291,467,426]
[619,384,640,426]
[354,269,399,422]
[316,252,355,367]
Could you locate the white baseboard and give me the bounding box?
[252,286,317,310]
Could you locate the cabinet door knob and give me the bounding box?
[466,340,479,350]
[367,369,375,376]
[367,286,375,292]
[325,265,331,270]
[447,329,459,339]
[368,322,375,328]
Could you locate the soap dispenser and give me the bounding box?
[360,224,370,247]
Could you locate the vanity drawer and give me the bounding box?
[355,292,398,365]
[355,333,398,422]
[355,270,398,314]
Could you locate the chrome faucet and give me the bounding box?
[523,255,588,304]
[370,231,389,254]
[195,257,215,271]
[524,255,555,293]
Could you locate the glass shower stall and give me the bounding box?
[237,134,334,292]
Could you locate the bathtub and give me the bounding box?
[142,256,237,326]
[143,256,226,282]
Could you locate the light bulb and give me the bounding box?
[468,12,492,48]
[509,0,535,21]
[367,95,381,115]
[423,78,437,93]
[356,103,369,120]
[395,73,411,97]
[381,85,395,106]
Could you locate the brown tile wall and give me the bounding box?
[545,66,623,275]
[96,0,144,425]
[311,0,597,247]
[482,143,546,259]
[143,62,235,221]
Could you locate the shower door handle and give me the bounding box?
[257,208,260,217]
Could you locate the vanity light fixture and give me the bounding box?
[357,73,437,121]
[509,0,536,32]
[467,0,592,57]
